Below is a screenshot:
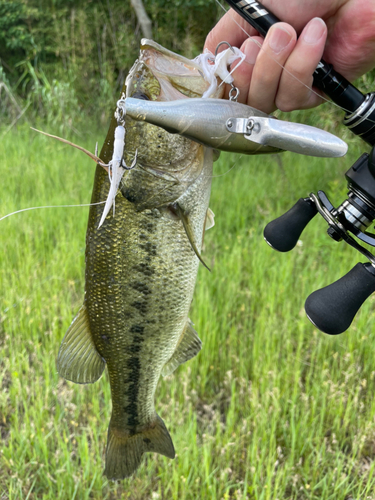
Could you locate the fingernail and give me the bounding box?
[268,26,293,54]
[302,18,326,45]
[244,39,260,64]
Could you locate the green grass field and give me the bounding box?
[1,123,375,499]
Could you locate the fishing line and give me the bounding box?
[0,201,106,222]
[211,159,239,178]
[0,204,112,442]
[214,0,375,126]
[218,53,246,89]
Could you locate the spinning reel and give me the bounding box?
[264,146,375,335]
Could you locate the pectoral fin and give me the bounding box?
[57,304,105,384]
[162,319,202,377]
[172,202,210,271]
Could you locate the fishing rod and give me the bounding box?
[224,0,375,145]
[224,0,375,334]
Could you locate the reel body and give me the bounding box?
[264,146,375,335]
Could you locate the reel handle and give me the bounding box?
[305,263,375,335]
[264,198,317,252]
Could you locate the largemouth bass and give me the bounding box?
[56,39,223,480]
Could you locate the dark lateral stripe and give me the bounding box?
[128,343,142,354]
[123,355,141,428]
[131,301,148,315]
[121,322,147,428]
[131,281,151,295]
[140,221,155,233]
[135,262,154,276]
[139,242,157,256]
[130,324,145,334]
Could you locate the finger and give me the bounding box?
[223,36,263,103]
[204,9,259,54]
[276,18,327,111]
[247,23,297,113]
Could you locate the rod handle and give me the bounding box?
[305,262,375,334]
[264,198,317,252]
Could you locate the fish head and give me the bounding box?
[126,39,224,102]
[118,39,223,210]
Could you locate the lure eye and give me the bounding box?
[131,91,150,100]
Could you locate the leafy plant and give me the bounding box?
[0,0,222,124]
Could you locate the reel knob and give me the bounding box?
[264,198,317,252]
[305,262,375,334]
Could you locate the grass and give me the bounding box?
[1,122,375,499]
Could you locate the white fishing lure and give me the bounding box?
[97,100,138,228]
[31,103,138,230]
[98,125,137,228]
[194,47,246,98]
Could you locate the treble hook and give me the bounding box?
[214,41,240,102]
[214,40,235,57]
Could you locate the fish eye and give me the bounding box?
[131,91,150,100]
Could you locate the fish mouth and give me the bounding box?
[125,39,222,102]
[140,39,204,74]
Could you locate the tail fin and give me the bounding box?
[104,415,175,480]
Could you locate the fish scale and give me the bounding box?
[56,39,222,480]
[86,162,208,461]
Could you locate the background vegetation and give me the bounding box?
[1,128,375,500]
[0,0,222,129]
[1,1,375,499]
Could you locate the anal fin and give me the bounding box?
[56,304,105,384]
[162,319,202,377]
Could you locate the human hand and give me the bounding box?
[204,0,375,113]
